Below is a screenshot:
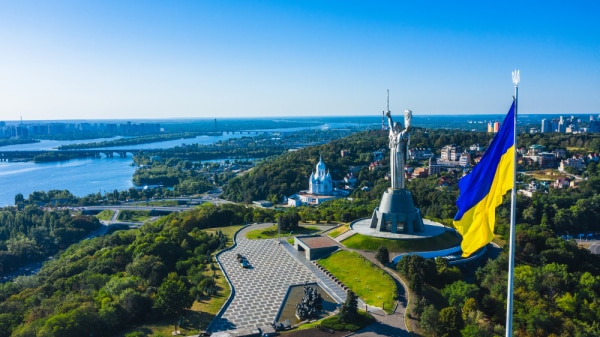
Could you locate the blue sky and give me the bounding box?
[1,1,598,120]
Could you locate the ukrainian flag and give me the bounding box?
[454,100,515,257]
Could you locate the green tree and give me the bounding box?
[420,304,439,336]
[126,255,168,286]
[118,288,152,323]
[153,273,194,317]
[339,290,358,323]
[438,306,464,337]
[375,246,390,265]
[0,313,17,337]
[278,212,300,232]
[441,280,479,309]
[461,324,489,337]
[14,193,24,207]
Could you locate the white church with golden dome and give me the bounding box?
[288,156,346,206]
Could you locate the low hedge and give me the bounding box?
[320,311,375,331]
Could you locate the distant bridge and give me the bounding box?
[0,149,146,162]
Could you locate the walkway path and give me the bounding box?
[333,228,356,243]
[111,209,119,222]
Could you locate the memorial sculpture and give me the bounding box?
[370,96,424,234]
[295,284,323,321]
[387,109,412,189]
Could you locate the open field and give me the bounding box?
[117,210,152,222]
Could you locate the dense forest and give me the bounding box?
[0,202,100,274]
[222,129,391,203]
[0,202,279,337]
[398,225,600,336]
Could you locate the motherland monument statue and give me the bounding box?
[370,92,424,234]
[387,108,412,190]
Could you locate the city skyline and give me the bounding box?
[1,1,599,121]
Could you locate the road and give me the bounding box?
[79,196,231,213]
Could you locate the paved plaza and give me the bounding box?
[208,224,346,333]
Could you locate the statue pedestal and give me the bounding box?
[370,188,424,234]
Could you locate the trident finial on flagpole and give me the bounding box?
[512,69,520,86]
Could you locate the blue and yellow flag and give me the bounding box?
[454,100,515,257]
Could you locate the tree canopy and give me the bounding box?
[0,204,251,337]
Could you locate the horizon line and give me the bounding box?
[3,112,600,123]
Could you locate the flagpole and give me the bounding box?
[506,70,519,336]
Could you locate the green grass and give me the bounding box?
[204,225,244,247]
[327,224,350,238]
[318,250,397,313]
[320,311,375,331]
[117,210,152,222]
[342,230,461,253]
[281,311,374,333]
[245,225,321,239]
[95,210,115,221]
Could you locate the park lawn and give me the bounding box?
[95,209,115,221]
[245,225,321,239]
[117,210,152,222]
[204,225,244,246]
[318,250,397,314]
[342,230,461,253]
[186,257,232,330]
[327,224,350,238]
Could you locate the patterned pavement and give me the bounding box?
[209,225,324,332]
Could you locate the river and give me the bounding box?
[0,133,245,207]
